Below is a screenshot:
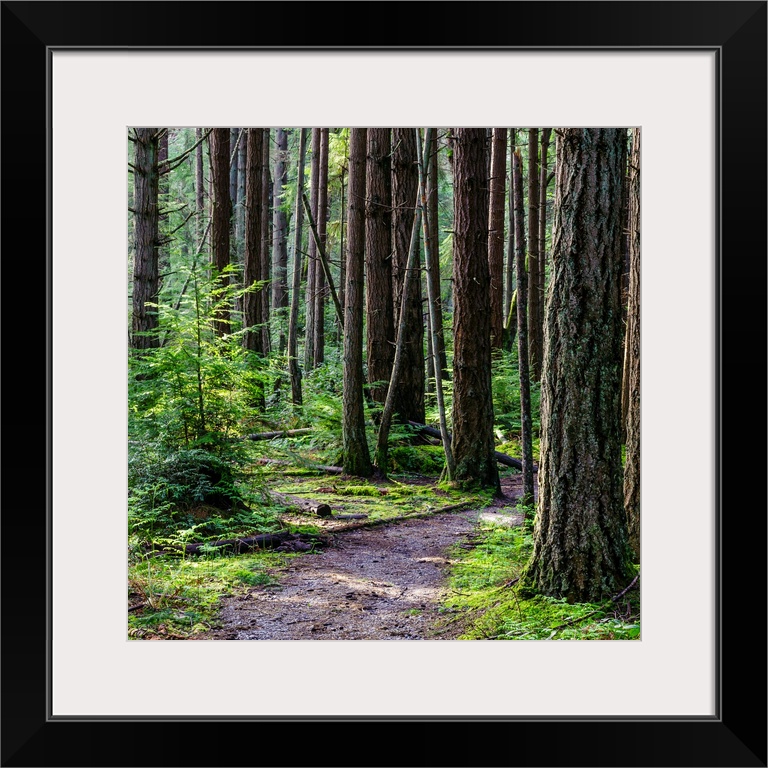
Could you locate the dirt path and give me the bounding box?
[195,476,525,641]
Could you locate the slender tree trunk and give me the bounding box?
[391,127,425,424]
[522,128,632,603]
[365,128,395,409]
[342,128,373,477]
[313,128,329,366]
[210,128,231,337]
[272,128,290,353]
[527,128,541,379]
[427,129,449,380]
[451,128,499,492]
[243,128,264,354]
[157,129,169,274]
[488,127,507,349]
[338,163,347,318]
[304,128,320,370]
[624,127,641,560]
[260,128,272,354]
[417,129,454,479]
[288,129,307,405]
[195,128,205,252]
[236,128,246,265]
[504,128,517,334]
[131,128,160,349]
[229,129,240,209]
[513,149,534,507]
[538,128,552,361]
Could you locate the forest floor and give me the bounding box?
[189,473,526,641]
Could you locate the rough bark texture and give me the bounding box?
[538,128,552,362]
[427,130,449,380]
[210,128,232,337]
[527,128,541,379]
[272,128,289,352]
[504,129,517,338]
[624,128,641,561]
[513,149,535,507]
[260,128,272,354]
[365,128,395,408]
[131,128,161,349]
[523,128,632,603]
[451,128,500,492]
[342,129,373,477]
[243,128,264,354]
[313,128,329,366]
[488,127,507,349]
[304,128,321,370]
[391,127,425,424]
[288,129,307,405]
[235,128,246,269]
[195,127,205,249]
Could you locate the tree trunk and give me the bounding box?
[527,128,541,379]
[504,128,517,336]
[313,128,329,367]
[131,128,161,349]
[365,128,395,409]
[522,128,633,603]
[235,127,246,270]
[513,149,534,507]
[243,128,264,355]
[157,129,169,274]
[260,128,272,355]
[417,129,454,479]
[391,127,425,424]
[229,129,239,210]
[288,129,307,405]
[304,128,321,370]
[488,127,507,350]
[272,128,290,352]
[210,128,231,337]
[342,128,373,477]
[427,130,449,380]
[624,127,641,561]
[451,128,500,492]
[195,127,205,253]
[538,128,552,364]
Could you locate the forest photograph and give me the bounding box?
[127,126,641,641]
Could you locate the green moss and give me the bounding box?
[439,522,640,640]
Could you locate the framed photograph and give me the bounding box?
[4,1,764,766]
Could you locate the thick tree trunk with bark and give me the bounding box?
[313,128,329,366]
[513,149,535,507]
[391,127,425,424]
[523,128,633,603]
[365,128,395,408]
[527,128,541,379]
[272,128,289,352]
[260,128,272,354]
[243,128,264,354]
[304,128,321,370]
[488,127,507,349]
[342,128,373,477]
[427,130,449,380]
[132,128,161,349]
[624,128,641,560]
[538,128,552,358]
[451,128,500,492]
[505,128,516,331]
[210,128,231,337]
[288,129,307,405]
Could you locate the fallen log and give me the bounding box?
[256,458,343,475]
[246,428,313,441]
[270,491,333,518]
[407,422,532,472]
[180,531,327,556]
[329,500,475,534]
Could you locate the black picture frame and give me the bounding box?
[2,2,765,766]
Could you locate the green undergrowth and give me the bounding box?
[440,522,641,640]
[128,549,295,639]
[270,474,493,522]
